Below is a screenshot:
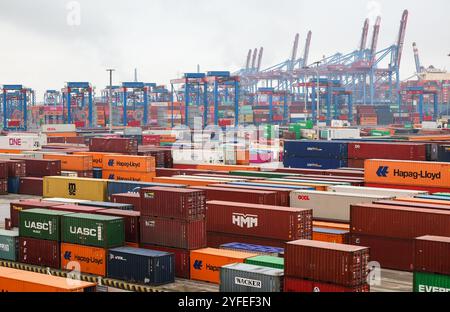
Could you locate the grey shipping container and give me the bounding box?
[0,229,19,261]
[220,263,284,292]
[107,247,175,285]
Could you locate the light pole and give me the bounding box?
[106,69,115,133]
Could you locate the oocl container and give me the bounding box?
[19,237,60,269]
[220,263,284,292]
[60,243,107,276]
[107,247,175,285]
[19,209,73,241]
[413,272,450,292]
[284,277,370,292]
[190,248,258,284]
[43,176,108,201]
[140,244,190,279]
[0,229,19,261]
[189,186,278,206]
[96,209,140,243]
[414,236,450,275]
[61,213,125,248]
[245,255,284,270]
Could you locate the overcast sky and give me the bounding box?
[0,0,449,100]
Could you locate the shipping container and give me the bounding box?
[96,209,140,243]
[284,277,370,292]
[348,142,428,161]
[9,200,61,228]
[284,140,348,159]
[413,272,450,292]
[19,209,73,241]
[313,221,350,231]
[43,154,92,171]
[19,237,60,269]
[152,177,226,187]
[190,186,277,206]
[283,157,348,170]
[364,182,450,194]
[102,155,155,173]
[107,180,184,200]
[220,243,283,257]
[73,152,118,168]
[49,204,105,214]
[395,196,450,206]
[249,180,341,191]
[43,176,108,201]
[60,243,107,276]
[107,247,175,285]
[208,232,287,249]
[195,164,259,172]
[140,216,206,249]
[285,240,370,287]
[290,190,390,222]
[0,161,8,179]
[18,177,43,196]
[313,227,349,244]
[78,201,134,211]
[415,194,450,202]
[227,182,314,191]
[375,199,450,211]
[209,184,291,206]
[0,229,19,261]
[206,201,312,241]
[140,244,190,279]
[4,160,26,177]
[329,185,427,197]
[414,236,450,275]
[228,171,299,179]
[61,213,125,248]
[245,256,284,269]
[102,170,155,182]
[190,248,258,284]
[89,137,138,155]
[93,168,102,179]
[111,193,141,211]
[220,263,283,292]
[274,167,364,178]
[17,159,61,177]
[7,177,20,193]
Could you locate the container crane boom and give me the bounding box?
[413,42,422,73]
[251,48,258,71]
[257,47,264,72]
[290,34,300,70]
[370,16,381,62]
[360,18,369,51]
[396,10,409,67]
[303,31,312,67]
[245,49,252,70]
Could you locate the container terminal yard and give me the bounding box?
[0,1,449,296]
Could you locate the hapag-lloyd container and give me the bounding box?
[348,142,428,161]
[102,155,156,173]
[364,159,450,188]
[73,152,118,168]
[189,186,278,206]
[9,200,61,228]
[102,170,155,182]
[290,190,390,222]
[60,243,107,276]
[43,176,108,201]
[350,203,450,239]
[107,247,175,285]
[61,213,125,248]
[206,201,312,241]
[220,263,284,292]
[140,216,206,249]
[141,244,190,279]
[19,209,73,241]
[284,277,370,292]
[414,236,450,275]
[19,237,60,269]
[328,185,427,198]
[285,240,370,287]
[0,229,19,261]
[111,193,141,211]
[140,187,206,219]
[414,272,450,292]
[96,209,140,243]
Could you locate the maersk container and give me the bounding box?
[290,190,390,222]
[0,229,19,261]
[414,272,450,292]
[107,247,175,285]
[220,243,284,257]
[284,140,348,159]
[328,185,427,198]
[283,157,348,170]
[19,209,73,241]
[61,213,124,248]
[245,255,284,270]
[220,263,284,292]
[106,180,185,200]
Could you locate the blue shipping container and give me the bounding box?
[107,247,175,285]
[7,177,20,194]
[220,243,284,256]
[93,168,103,179]
[414,195,450,201]
[284,140,348,159]
[437,145,450,162]
[107,180,185,200]
[78,201,134,210]
[283,157,348,170]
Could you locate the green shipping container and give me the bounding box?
[245,256,284,270]
[370,130,391,137]
[19,209,73,241]
[414,272,450,292]
[62,213,124,248]
[0,229,19,261]
[433,193,450,197]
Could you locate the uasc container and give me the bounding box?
[220,263,284,292]
[96,209,140,243]
[60,243,107,277]
[19,209,72,241]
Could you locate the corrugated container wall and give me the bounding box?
[43,177,108,201]
[220,263,284,292]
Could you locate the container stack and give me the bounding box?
[284,240,370,292]
[0,162,9,195]
[101,154,156,182]
[4,160,26,194]
[89,137,138,155]
[17,159,62,196]
[139,187,207,278]
[43,154,93,178]
[356,105,377,126]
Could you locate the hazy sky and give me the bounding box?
[0,0,449,100]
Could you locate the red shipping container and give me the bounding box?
[3,160,26,177]
[142,135,161,146]
[347,159,365,169]
[48,204,105,214]
[414,235,450,275]
[140,187,206,220]
[47,136,66,144]
[0,162,8,179]
[140,216,206,249]
[189,186,278,206]
[348,142,427,161]
[74,170,94,178]
[65,136,86,144]
[351,234,413,271]
[9,200,61,228]
[350,203,450,239]
[365,183,450,194]
[18,177,43,196]
[15,159,61,177]
[156,168,182,177]
[206,201,312,241]
[285,240,370,287]
[89,137,138,155]
[209,184,292,206]
[284,277,370,292]
[141,244,190,279]
[111,193,141,211]
[375,200,450,211]
[0,179,7,195]
[96,209,140,243]
[19,237,60,269]
[207,231,286,248]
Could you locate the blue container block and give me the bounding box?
[107,247,175,285]
[227,182,314,190]
[7,177,20,194]
[414,195,450,201]
[437,145,450,162]
[78,201,134,210]
[220,243,284,256]
[284,140,348,159]
[283,157,348,170]
[93,168,102,179]
[106,180,185,200]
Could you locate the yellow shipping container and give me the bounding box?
[43,176,108,201]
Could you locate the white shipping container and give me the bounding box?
[0,136,43,150]
[43,198,90,204]
[421,121,439,129]
[41,124,76,133]
[328,185,428,198]
[290,190,392,222]
[321,128,361,140]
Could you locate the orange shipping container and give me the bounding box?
[102,170,155,182]
[102,155,155,173]
[190,248,258,284]
[365,159,450,188]
[60,243,107,277]
[46,132,78,138]
[195,164,259,172]
[74,152,118,168]
[313,228,349,244]
[43,154,92,171]
[0,149,22,154]
[313,221,350,231]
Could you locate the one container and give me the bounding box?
[43,176,108,201]
[190,248,258,284]
[60,243,107,276]
[220,263,284,292]
[43,154,92,171]
[328,185,427,198]
[140,244,190,279]
[61,213,125,248]
[140,216,206,249]
[284,277,370,292]
[414,235,450,275]
[107,247,175,285]
[102,155,155,173]
[0,229,19,261]
[220,243,283,257]
[206,201,312,241]
[19,237,60,269]
[96,209,140,243]
[18,177,43,196]
[189,186,278,206]
[413,272,450,292]
[245,255,284,269]
[9,200,61,228]
[285,240,370,287]
[111,193,141,211]
[19,209,72,241]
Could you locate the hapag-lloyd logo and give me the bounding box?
[377,166,442,181]
[232,213,258,228]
